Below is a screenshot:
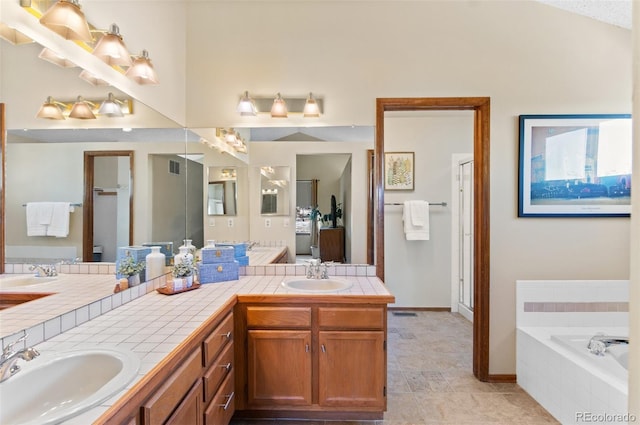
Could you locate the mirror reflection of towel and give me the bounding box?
[26,202,72,237]
[403,200,430,240]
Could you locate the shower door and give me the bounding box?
[458,159,474,318]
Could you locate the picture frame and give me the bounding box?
[384,152,415,191]
[518,114,631,217]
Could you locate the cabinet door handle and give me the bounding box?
[321,344,326,353]
[219,362,232,371]
[222,331,232,339]
[305,343,310,353]
[219,391,235,410]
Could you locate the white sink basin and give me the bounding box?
[0,347,140,425]
[282,277,353,293]
[0,275,57,289]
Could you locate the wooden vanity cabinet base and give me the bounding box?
[234,302,388,420]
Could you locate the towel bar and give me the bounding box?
[22,203,82,207]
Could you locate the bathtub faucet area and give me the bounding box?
[587,334,629,356]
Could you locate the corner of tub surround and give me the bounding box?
[516,279,629,328]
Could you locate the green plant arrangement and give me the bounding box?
[118,255,145,277]
[172,259,196,278]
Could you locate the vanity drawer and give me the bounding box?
[318,307,384,330]
[203,312,234,367]
[246,306,312,328]
[141,347,203,425]
[204,370,235,425]
[203,342,234,403]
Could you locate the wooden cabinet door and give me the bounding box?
[318,331,385,408]
[247,330,312,406]
[165,380,202,425]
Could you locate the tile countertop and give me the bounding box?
[245,245,287,264]
[5,272,394,424]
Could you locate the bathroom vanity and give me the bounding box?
[0,265,392,424]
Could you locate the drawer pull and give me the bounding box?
[219,391,235,410]
[222,331,232,339]
[220,362,232,371]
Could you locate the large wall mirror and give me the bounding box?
[208,167,237,216]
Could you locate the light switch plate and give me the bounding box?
[283,218,290,227]
[209,217,216,227]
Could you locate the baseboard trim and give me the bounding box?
[388,307,451,312]
[487,374,517,383]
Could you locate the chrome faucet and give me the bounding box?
[306,259,331,279]
[587,334,629,356]
[29,264,58,277]
[0,335,40,383]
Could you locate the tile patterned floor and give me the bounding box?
[230,311,559,425]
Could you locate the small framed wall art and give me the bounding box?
[384,152,415,191]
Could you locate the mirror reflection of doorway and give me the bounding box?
[295,179,318,258]
[83,151,133,262]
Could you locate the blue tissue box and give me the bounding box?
[198,261,239,283]
[216,242,247,258]
[236,255,249,266]
[201,246,235,264]
[142,242,174,266]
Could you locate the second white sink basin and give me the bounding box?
[282,277,353,293]
[0,275,57,289]
[0,347,140,425]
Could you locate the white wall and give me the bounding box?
[384,111,474,307]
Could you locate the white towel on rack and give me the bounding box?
[26,202,54,236]
[403,200,430,240]
[47,202,72,237]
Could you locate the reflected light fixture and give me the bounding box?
[98,92,125,117]
[78,69,109,86]
[69,96,96,119]
[237,91,257,116]
[39,0,93,42]
[125,50,159,85]
[36,96,66,120]
[38,47,76,68]
[303,92,320,117]
[270,93,288,118]
[92,23,132,67]
[0,23,33,45]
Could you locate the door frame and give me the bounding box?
[375,97,491,382]
[83,151,134,261]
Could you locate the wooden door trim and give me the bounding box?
[83,151,134,261]
[374,97,490,381]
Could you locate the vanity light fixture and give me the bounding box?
[78,69,109,86]
[38,0,93,43]
[36,96,67,120]
[125,50,159,85]
[237,91,258,116]
[69,95,96,119]
[270,93,288,118]
[92,23,132,67]
[303,92,320,117]
[216,128,248,153]
[98,92,125,117]
[38,47,76,68]
[237,91,323,117]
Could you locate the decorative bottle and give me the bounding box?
[180,239,197,258]
[174,246,193,265]
[145,246,166,280]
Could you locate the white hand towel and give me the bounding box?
[46,202,72,237]
[26,202,54,236]
[403,200,430,240]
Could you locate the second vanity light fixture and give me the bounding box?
[237,91,323,118]
[37,93,133,120]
